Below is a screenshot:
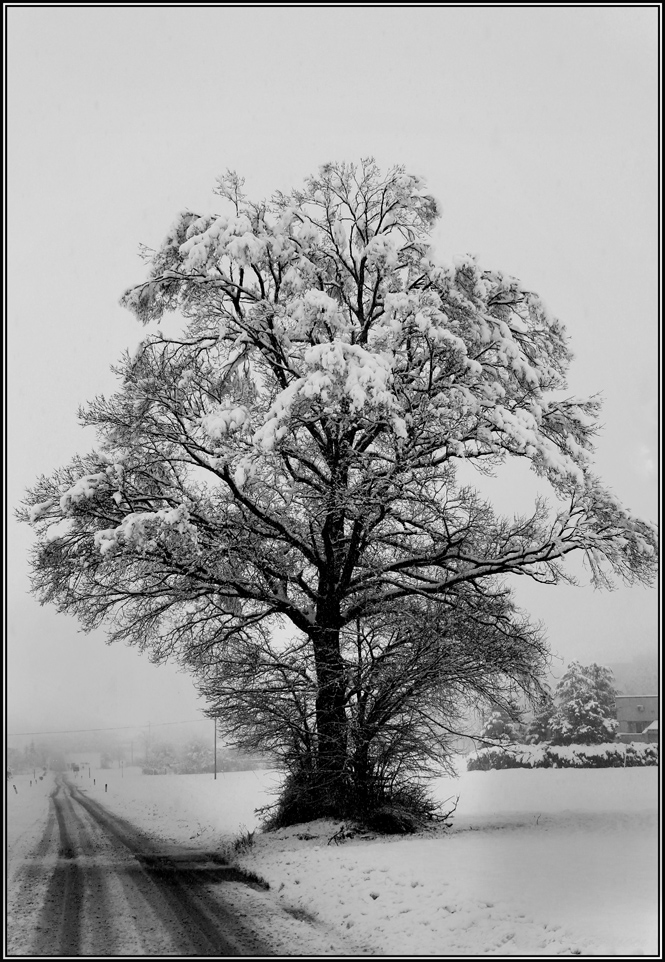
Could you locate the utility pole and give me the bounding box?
[214,719,217,780]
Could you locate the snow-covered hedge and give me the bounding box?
[467,742,658,771]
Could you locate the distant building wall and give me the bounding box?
[615,696,658,743]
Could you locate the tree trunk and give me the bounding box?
[310,453,351,814]
[310,617,350,814]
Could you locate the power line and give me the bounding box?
[7,719,207,737]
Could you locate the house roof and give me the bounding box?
[614,695,658,700]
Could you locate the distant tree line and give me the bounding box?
[138,738,270,775]
[7,741,54,774]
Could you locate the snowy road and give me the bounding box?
[7,774,275,956]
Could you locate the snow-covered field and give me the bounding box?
[7,763,659,956]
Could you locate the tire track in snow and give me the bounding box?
[65,778,274,954]
[31,778,88,955]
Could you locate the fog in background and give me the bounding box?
[7,8,658,749]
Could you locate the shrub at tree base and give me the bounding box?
[467,742,658,771]
[261,768,438,834]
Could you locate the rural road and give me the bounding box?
[7,773,276,956]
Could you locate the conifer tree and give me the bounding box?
[549,662,618,745]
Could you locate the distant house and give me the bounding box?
[615,696,658,745]
[66,751,102,770]
[643,720,659,743]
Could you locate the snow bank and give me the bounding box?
[435,765,658,819]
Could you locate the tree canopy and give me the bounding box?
[22,160,657,825]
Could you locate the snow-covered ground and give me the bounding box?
[7,763,659,955]
[6,771,58,864]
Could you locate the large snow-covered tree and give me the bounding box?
[548,662,619,745]
[22,160,656,824]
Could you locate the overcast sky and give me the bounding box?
[7,7,658,741]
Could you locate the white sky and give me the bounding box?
[7,7,658,738]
